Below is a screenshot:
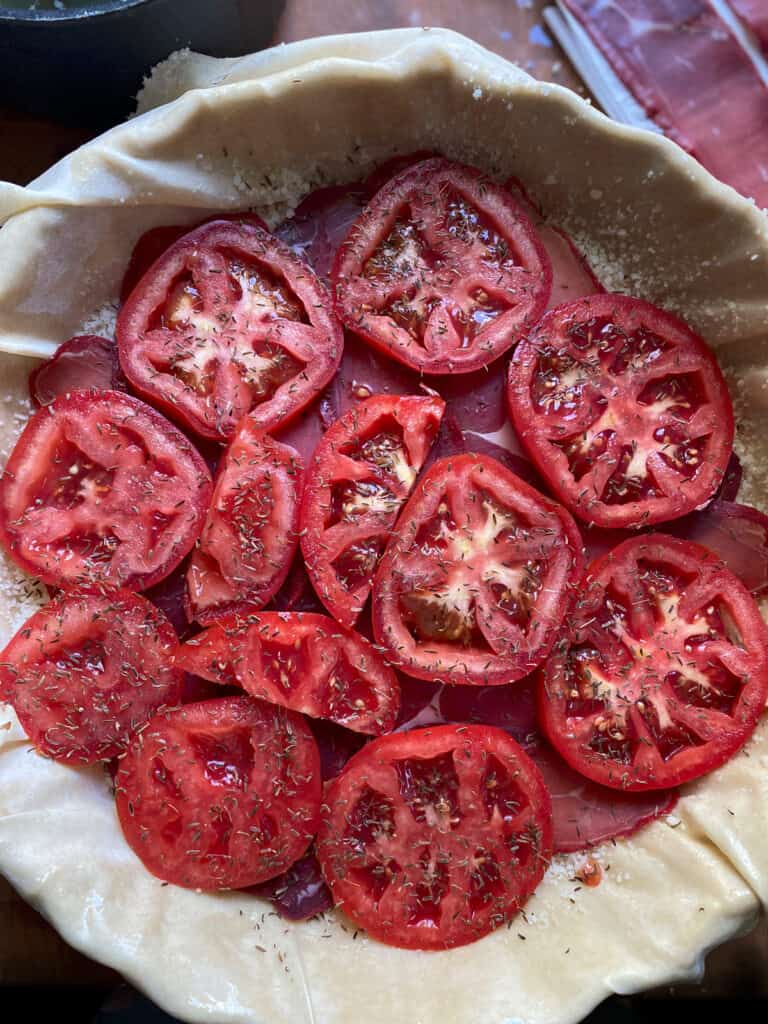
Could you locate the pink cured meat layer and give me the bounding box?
[562,0,768,209]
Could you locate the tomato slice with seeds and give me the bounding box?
[115,696,321,890]
[300,394,445,628]
[540,534,768,791]
[0,390,211,591]
[0,588,182,764]
[117,219,343,441]
[176,611,400,736]
[332,157,552,374]
[316,724,552,950]
[29,335,126,408]
[507,294,734,528]
[186,420,303,624]
[373,453,584,686]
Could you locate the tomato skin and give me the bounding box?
[507,294,735,528]
[332,157,552,375]
[0,588,182,765]
[0,389,212,591]
[539,534,768,791]
[373,452,584,686]
[115,696,321,890]
[176,611,400,735]
[300,394,445,628]
[185,420,303,624]
[316,723,553,950]
[117,219,343,441]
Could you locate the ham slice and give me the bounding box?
[561,0,768,208]
[732,0,768,52]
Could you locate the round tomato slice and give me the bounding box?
[540,534,768,791]
[176,611,400,735]
[0,588,182,764]
[115,696,321,890]
[316,724,552,950]
[332,157,552,374]
[117,219,343,441]
[507,294,734,528]
[0,390,211,591]
[186,421,303,624]
[300,394,445,627]
[373,453,584,685]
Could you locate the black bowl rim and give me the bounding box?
[0,0,156,23]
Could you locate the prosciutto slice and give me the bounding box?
[561,0,768,208]
[732,0,768,53]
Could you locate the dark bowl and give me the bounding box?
[0,0,285,127]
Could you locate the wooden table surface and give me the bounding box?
[0,0,766,1000]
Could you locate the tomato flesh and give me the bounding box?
[176,611,400,735]
[186,421,303,624]
[373,453,584,685]
[316,724,552,950]
[0,588,182,764]
[540,534,768,790]
[0,390,211,591]
[300,394,444,627]
[508,294,735,528]
[117,219,343,441]
[333,158,552,374]
[115,696,321,890]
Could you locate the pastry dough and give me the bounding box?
[0,28,766,1024]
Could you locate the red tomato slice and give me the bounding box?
[0,390,211,591]
[332,158,552,374]
[300,394,445,627]
[176,611,400,735]
[373,453,584,685]
[508,294,735,528]
[29,335,126,408]
[316,723,552,950]
[115,696,321,890]
[0,588,182,764]
[117,219,343,441]
[185,421,303,624]
[540,534,768,791]
[120,213,269,304]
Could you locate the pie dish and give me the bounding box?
[0,27,767,1024]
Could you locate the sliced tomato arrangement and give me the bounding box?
[115,696,321,890]
[316,724,552,950]
[507,294,734,528]
[540,534,768,791]
[176,611,400,735]
[0,588,182,764]
[332,158,552,374]
[373,453,584,685]
[186,421,303,624]
[6,162,767,947]
[29,335,126,408]
[117,219,343,441]
[0,390,211,590]
[300,394,444,627]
